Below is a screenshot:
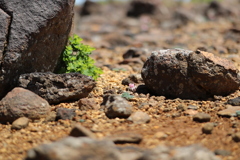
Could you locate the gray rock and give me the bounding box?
[106,132,143,144]
[227,97,240,106]
[128,111,151,124]
[0,87,51,123]
[103,95,133,119]
[11,117,29,130]
[18,72,96,104]
[202,123,215,134]
[0,0,74,98]
[214,149,231,156]
[70,124,96,139]
[140,144,220,160]
[232,132,240,142]
[141,49,240,99]
[25,137,123,160]
[193,113,211,123]
[56,108,76,120]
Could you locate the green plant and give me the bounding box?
[58,35,103,80]
[121,92,134,100]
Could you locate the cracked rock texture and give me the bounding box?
[18,72,96,104]
[141,49,240,100]
[0,0,75,99]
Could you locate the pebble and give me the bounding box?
[11,117,29,130]
[69,124,96,139]
[78,98,100,111]
[227,97,240,106]
[217,106,240,117]
[214,149,231,156]
[56,108,76,120]
[193,113,211,122]
[105,132,143,144]
[202,123,215,134]
[232,132,240,142]
[176,104,188,111]
[44,112,57,123]
[128,111,150,124]
[187,105,198,110]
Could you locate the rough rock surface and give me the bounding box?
[0,87,51,123]
[18,72,96,104]
[141,49,240,99]
[103,95,133,119]
[0,0,75,99]
[25,137,123,160]
[56,108,76,120]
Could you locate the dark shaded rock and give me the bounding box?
[25,137,123,160]
[0,0,74,99]
[18,72,96,104]
[204,1,232,20]
[122,77,134,86]
[11,117,29,130]
[193,113,211,123]
[105,132,143,144]
[56,108,75,120]
[227,97,240,106]
[80,0,101,16]
[214,149,231,156]
[127,0,159,17]
[202,123,215,134]
[78,98,100,111]
[141,49,240,100]
[103,95,133,119]
[136,85,150,95]
[128,111,150,124]
[232,132,240,142]
[140,144,219,160]
[0,87,51,123]
[69,124,96,139]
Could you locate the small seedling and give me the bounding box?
[58,34,103,80]
[121,92,134,100]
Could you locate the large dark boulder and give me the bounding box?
[141,49,240,100]
[0,0,75,99]
[18,72,96,104]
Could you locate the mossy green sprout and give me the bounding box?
[58,34,103,80]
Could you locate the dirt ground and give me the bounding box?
[1,0,240,160]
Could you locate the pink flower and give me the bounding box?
[129,83,136,91]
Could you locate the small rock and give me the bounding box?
[187,105,198,110]
[11,117,29,130]
[25,137,123,160]
[176,104,188,111]
[202,123,215,134]
[56,108,76,120]
[69,124,96,139]
[214,149,231,156]
[227,97,240,106]
[128,74,143,84]
[232,132,240,142]
[153,132,168,140]
[193,113,211,122]
[18,72,96,104]
[78,98,100,111]
[217,106,240,117]
[184,109,198,116]
[0,87,51,123]
[128,111,150,124]
[103,95,133,119]
[106,132,142,144]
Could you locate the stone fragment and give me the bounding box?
[56,108,76,121]
[227,97,240,106]
[0,87,51,123]
[193,113,211,123]
[18,72,96,104]
[106,132,143,144]
[11,117,29,130]
[80,0,101,16]
[43,112,57,123]
[78,98,99,111]
[103,95,133,119]
[128,111,150,124]
[127,0,160,17]
[70,124,96,139]
[0,0,75,98]
[25,137,123,160]
[232,132,240,142]
[217,106,240,117]
[141,49,240,100]
[214,149,231,156]
[202,123,215,134]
